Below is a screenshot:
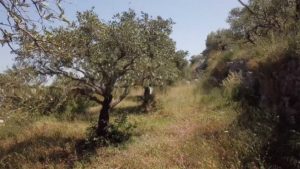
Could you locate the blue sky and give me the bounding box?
[0,0,241,72]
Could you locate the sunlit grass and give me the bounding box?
[0,82,243,169]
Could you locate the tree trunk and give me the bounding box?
[142,86,155,112]
[297,0,300,20]
[97,94,113,137]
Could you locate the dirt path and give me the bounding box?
[83,84,229,169]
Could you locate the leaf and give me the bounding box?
[62,17,70,24]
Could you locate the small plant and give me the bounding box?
[222,71,243,101]
[88,116,135,145]
[75,114,136,159]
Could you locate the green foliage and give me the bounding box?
[85,114,136,146]
[204,29,234,54]
[135,16,188,87]
[228,0,300,43]
[190,54,203,65]
[0,67,47,114]
[200,0,300,168]
[13,9,186,136]
[17,9,183,109]
[0,66,97,120]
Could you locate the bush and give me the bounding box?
[222,71,243,101]
[80,114,136,149]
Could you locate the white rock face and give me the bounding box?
[0,119,4,124]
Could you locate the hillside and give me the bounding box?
[1,1,300,168]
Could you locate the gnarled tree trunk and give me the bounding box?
[142,86,155,112]
[97,94,112,136]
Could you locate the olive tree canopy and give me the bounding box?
[18,9,181,136]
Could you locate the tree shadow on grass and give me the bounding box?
[112,105,144,115]
[112,103,159,115]
[0,122,135,169]
[76,115,136,157]
[125,95,143,102]
[0,135,80,169]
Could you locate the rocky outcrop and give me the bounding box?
[258,57,300,129]
[234,56,300,169]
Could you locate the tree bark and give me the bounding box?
[97,94,113,137]
[296,0,300,21]
[142,86,155,112]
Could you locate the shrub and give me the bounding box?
[83,114,135,147]
[222,71,243,101]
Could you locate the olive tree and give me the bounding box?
[133,13,188,111]
[18,10,179,136]
[140,50,188,111]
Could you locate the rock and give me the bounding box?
[227,59,247,74]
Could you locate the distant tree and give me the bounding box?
[0,0,66,52]
[0,66,74,117]
[135,14,188,111]
[174,50,189,77]
[139,49,188,112]
[190,54,202,65]
[18,10,179,136]
[203,29,234,55]
[0,67,34,112]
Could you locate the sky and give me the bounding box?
[0,0,241,72]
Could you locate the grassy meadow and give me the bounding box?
[0,82,248,169]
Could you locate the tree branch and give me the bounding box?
[110,87,130,108]
[71,86,103,104]
[237,0,256,15]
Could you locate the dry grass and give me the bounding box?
[75,83,239,169]
[0,83,240,169]
[0,118,89,169]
